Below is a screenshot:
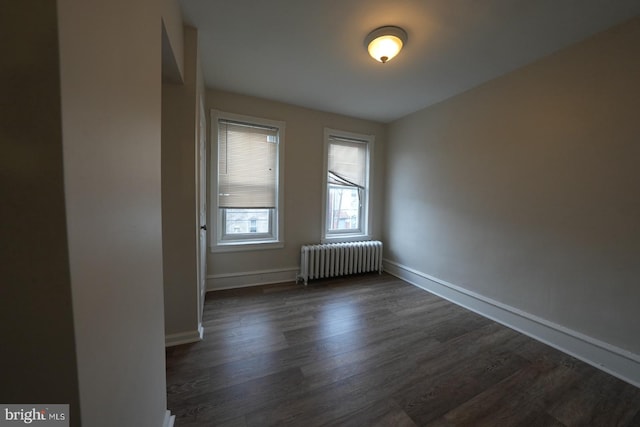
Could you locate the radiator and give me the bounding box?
[298,241,383,285]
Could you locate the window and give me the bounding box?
[211,110,284,251]
[322,128,373,242]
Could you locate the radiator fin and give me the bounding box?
[299,241,383,285]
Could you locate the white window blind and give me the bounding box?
[327,136,367,189]
[218,120,278,208]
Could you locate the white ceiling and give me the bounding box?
[180,0,640,123]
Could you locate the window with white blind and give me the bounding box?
[322,128,373,242]
[211,110,285,250]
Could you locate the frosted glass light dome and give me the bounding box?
[365,26,408,63]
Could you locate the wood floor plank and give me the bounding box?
[244,352,423,427]
[282,307,398,346]
[166,273,640,427]
[395,350,530,425]
[437,361,583,427]
[176,367,306,425]
[300,326,438,382]
[547,370,640,427]
[330,398,418,427]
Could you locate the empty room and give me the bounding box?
[3,1,639,426]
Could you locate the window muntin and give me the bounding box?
[323,129,373,242]
[211,111,284,250]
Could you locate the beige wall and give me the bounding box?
[160,0,184,82]
[57,0,183,425]
[384,17,640,355]
[0,2,80,424]
[162,26,204,339]
[206,90,386,286]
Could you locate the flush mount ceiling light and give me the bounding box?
[365,26,408,63]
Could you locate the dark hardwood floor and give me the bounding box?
[166,273,640,426]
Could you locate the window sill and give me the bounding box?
[210,241,284,253]
[321,234,371,244]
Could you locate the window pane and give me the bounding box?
[224,209,271,234]
[327,186,360,231]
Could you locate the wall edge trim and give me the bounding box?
[165,323,204,347]
[206,267,298,291]
[162,410,175,427]
[383,259,640,388]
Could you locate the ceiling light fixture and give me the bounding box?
[365,26,408,64]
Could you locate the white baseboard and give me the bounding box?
[206,267,298,291]
[165,323,204,347]
[162,410,175,427]
[383,259,640,388]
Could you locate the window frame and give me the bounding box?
[321,128,374,243]
[210,110,285,252]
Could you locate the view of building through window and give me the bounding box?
[224,208,270,234]
[327,185,360,231]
